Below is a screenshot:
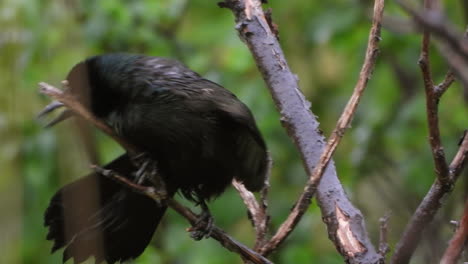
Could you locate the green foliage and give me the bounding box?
[1,0,467,263]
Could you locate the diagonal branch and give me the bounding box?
[434,70,455,97]
[221,0,384,262]
[233,153,272,251]
[39,81,138,154]
[38,82,273,264]
[440,197,468,264]
[391,132,468,264]
[233,180,269,250]
[390,0,468,262]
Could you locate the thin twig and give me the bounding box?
[38,82,273,264]
[418,0,450,182]
[435,70,455,97]
[258,154,273,249]
[232,153,272,251]
[449,131,468,178]
[378,213,391,258]
[440,198,468,264]
[259,0,385,256]
[233,180,268,250]
[391,132,468,264]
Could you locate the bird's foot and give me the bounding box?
[188,201,214,240]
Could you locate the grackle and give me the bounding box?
[40,54,268,264]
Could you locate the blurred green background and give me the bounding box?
[1,0,467,263]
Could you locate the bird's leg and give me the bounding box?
[130,152,168,198]
[131,153,155,184]
[133,158,150,184]
[189,200,214,240]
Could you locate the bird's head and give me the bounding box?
[37,54,133,127]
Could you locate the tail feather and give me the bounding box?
[44,154,166,264]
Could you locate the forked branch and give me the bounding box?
[260,0,385,256]
[221,0,384,262]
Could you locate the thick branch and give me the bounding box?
[221,0,383,262]
[39,82,273,264]
[260,0,384,256]
[440,198,468,264]
[391,133,468,264]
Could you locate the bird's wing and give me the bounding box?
[196,80,268,192]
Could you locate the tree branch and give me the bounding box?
[435,70,455,97]
[39,81,138,154]
[418,0,450,185]
[378,213,391,258]
[440,198,468,264]
[38,82,273,264]
[221,0,384,262]
[260,0,384,256]
[389,0,468,262]
[391,132,468,264]
[233,180,269,250]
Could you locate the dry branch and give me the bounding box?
[232,153,272,251]
[417,0,450,183]
[233,180,269,250]
[378,213,391,258]
[391,133,468,264]
[38,82,273,264]
[39,82,137,154]
[440,198,468,264]
[260,0,384,256]
[390,0,468,262]
[221,0,384,262]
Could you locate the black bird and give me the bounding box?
[40,54,268,264]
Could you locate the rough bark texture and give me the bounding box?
[221,1,382,263]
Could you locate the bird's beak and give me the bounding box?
[37,101,73,128]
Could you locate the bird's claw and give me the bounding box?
[188,202,214,240]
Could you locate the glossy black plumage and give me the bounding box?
[43,54,268,263]
[45,154,164,263]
